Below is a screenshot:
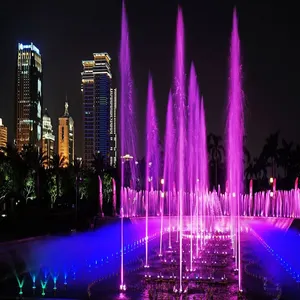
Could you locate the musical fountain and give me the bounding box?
[1,2,300,300]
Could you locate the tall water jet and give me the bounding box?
[163,91,174,249]
[194,96,201,254]
[145,74,160,267]
[187,63,197,269]
[174,7,186,293]
[227,8,244,292]
[119,1,137,290]
[199,96,209,249]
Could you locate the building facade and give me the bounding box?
[0,118,7,151]
[42,109,55,167]
[58,102,74,166]
[15,43,43,152]
[110,88,117,167]
[81,53,117,167]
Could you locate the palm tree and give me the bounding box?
[92,152,106,177]
[1,143,26,195]
[278,139,293,177]
[21,145,47,200]
[72,157,83,222]
[243,135,251,166]
[50,154,67,200]
[208,134,225,188]
[254,156,268,180]
[290,145,300,179]
[262,131,280,178]
[245,159,256,180]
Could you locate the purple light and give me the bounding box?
[174,7,185,293]
[145,74,160,267]
[227,8,244,292]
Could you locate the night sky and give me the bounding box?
[0,0,295,159]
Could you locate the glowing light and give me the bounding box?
[270,177,274,184]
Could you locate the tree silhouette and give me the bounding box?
[208,133,224,188]
[262,131,280,178]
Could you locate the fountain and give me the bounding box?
[227,8,243,292]
[119,0,138,291]
[145,74,160,268]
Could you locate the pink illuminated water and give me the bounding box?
[187,63,197,269]
[145,75,160,266]
[174,8,185,293]
[163,91,174,250]
[98,176,103,216]
[199,96,209,249]
[227,9,244,291]
[119,1,137,290]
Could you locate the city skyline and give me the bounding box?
[0,0,294,159]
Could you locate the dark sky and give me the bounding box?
[0,0,295,159]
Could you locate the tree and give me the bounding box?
[278,139,293,177]
[22,173,35,203]
[245,159,256,180]
[21,145,47,200]
[1,143,26,195]
[208,134,224,188]
[103,172,112,203]
[262,131,280,178]
[243,135,251,166]
[92,152,106,177]
[50,154,67,200]
[289,145,300,179]
[72,157,83,220]
[0,161,13,207]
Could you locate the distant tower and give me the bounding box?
[0,118,7,151]
[15,43,43,152]
[42,109,55,167]
[58,101,74,165]
[81,53,115,167]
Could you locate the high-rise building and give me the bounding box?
[110,88,117,167]
[81,53,117,167]
[42,108,55,167]
[0,118,7,151]
[58,102,74,165]
[15,43,43,152]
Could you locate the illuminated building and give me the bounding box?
[42,109,55,167]
[15,43,43,151]
[110,88,117,167]
[0,118,7,151]
[81,53,117,167]
[58,102,74,166]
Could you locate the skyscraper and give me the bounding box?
[15,43,43,152]
[58,102,74,165]
[81,53,117,167]
[110,88,117,167]
[42,109,55,167]
[0,118,7,151]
